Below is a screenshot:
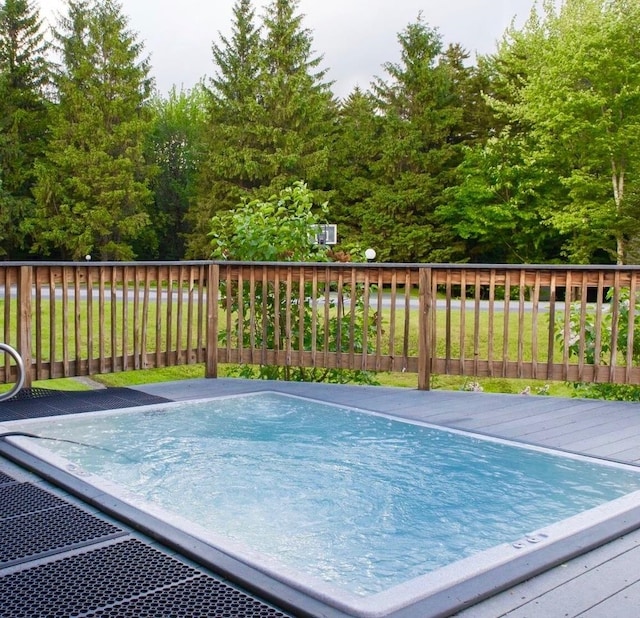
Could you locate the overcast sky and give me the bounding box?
[37,0,539,99]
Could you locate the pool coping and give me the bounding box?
[4,390,640,618]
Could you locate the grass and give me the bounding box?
[2,291,563,365]
[0,290,596,399]
[0,376,92,394]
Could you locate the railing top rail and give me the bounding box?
[2,260,640,272]
[0,260,212,267]
[212,261,640,272]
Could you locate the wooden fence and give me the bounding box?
[2,261,640,390]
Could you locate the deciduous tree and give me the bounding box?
[210,181,377,384]
[491,0,640,263]
[145,85,207,260]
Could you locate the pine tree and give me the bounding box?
[364,16,464,262]
[0,0,50,257]
[186,0,263,258]
[259,0,335,191]
[32,0,154,260]
[439,43,493,146]
[327,88,381,250]
[190,0,336,258]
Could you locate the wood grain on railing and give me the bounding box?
[2,262,640,390]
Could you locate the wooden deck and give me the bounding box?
[3,379,640,617]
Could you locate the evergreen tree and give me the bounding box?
[327,87,381,250]
[0,0,50,258]
[364,16,464,262]
[32,0,154,260]
[191,0,336,258]
[258,0,336,191]
[186,0,263,257]
[439,43,493,146]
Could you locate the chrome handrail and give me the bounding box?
[0,343,25,402]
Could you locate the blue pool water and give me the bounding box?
[15,392,640,597]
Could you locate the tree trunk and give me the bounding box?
[612,159,625,264]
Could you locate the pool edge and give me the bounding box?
[4,431,640,618]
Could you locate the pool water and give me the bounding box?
[16,392,640,597]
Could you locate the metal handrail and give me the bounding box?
[0,343,25,402]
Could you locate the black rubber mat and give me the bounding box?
[0,482,69,519]
[0,483,126,567]
[0,470,16,486]
[5,387,63,401]
[0,538,288,618]
[86,576,290,617]
[0,387,171,421]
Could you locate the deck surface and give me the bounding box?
[3,378,640,617]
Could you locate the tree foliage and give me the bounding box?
[490,0,640,263]
[362,17,466,262]
[258,0,335,190]
[327,87,381,247]
[439,130,565,263]
[145,85,207,260]
[0,0,50,257]
[211,181,378,384]
[189,0,336,257]
[186,0,264,258]
[209,180,329,262]
[31,0,154,260]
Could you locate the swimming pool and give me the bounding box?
[4,391,640,618]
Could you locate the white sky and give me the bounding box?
[37,0,538,99]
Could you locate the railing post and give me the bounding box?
[418,266,432,391]
[17,265,33,388]
[206,263,219,378]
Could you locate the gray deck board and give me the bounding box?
[497,540,640,617]
[516,407,640,442]
[454,529,640,617]
[501,544,640,616]
[558,429,640,455]
[578,579,640,617]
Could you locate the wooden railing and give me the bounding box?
[2,261,640,390]
[0,263,215,386]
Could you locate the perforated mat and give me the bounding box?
[0,470,15,486]
[0,387,171,421]
[0,538,290,618]
[0,482,69,518]
[86,576,290,617]
[2,504,127,567]
[0,483,126,567]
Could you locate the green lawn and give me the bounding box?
[0,292,590,399]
